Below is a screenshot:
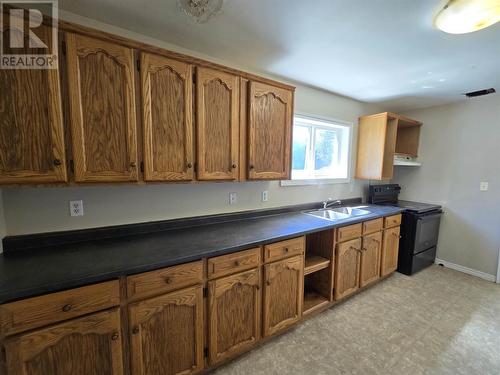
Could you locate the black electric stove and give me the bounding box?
[368,184,443,275]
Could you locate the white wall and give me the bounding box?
[1,12,380,237]
[393,94,500,277]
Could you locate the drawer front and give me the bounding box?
[264,237,305,263]
[0,280,120,337]
[208,247,261,279]
[384,214,402,228]
[363,218,383,235]
[127,260,203,300]
[337,223,362,242]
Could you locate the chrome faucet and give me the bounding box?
[322,198,342,209]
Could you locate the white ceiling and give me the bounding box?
[59,0,500,111]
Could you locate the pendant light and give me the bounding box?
[435,0,500,34]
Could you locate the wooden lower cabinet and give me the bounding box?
[359,231,382,287]
[263,255,304,337]
[381,226,401,276]
[4,308,124,375]
[334,238,361,300]
[128,285,204,375]
[208,268,261,364]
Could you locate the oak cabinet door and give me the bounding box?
[208,268,261,364]
[4,309,124,375]
[247,81,293,180]
[381,226,400,276]
[66,33,138,182]
[263,255,303,337]
[0,25,66,184]
[196,67,239,180]
[141,53,194,181]
[334,238,361,300]
[359,231,382,287]
[128,285,204,375]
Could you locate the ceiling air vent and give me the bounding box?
[464,88,496,98]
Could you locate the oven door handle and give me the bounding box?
[416,211,443,221]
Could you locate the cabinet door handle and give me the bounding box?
[62,304,72,312]
[111,332,119,341]
[187,162,193,169]
[249,165,255,170]
[132,326,139,334]
[266,280,271,286]
[130,162,137,168]
[53,159,62,166]
[231,163,237,169]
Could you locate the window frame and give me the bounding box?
[281,113,353,187]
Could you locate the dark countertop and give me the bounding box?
[0,204,403,304]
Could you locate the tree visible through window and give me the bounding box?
[291,115,351,180]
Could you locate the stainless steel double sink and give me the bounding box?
[304,206,371,221]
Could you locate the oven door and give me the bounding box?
[413,211,442,254]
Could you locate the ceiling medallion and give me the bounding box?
[177,0,223,24]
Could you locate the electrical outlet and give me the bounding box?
[480,182,489,191]
[261,190,269,202]
[69,200,84,217]
[229,192,237,205]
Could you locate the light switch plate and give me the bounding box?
[229,192,237,205]
[69,200,84,216]
[480,182,489,191]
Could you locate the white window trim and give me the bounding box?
[281,112,354,187]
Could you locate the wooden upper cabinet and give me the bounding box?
[263,255,303,337]
[196,67,239,180]
[208,268,261,365]
[0,25,66,184]
[381,226,401,276]
[355,112,422,180]
[4,308,124,375]
[128,285,204,375]
[334,238,361,300]
[66,33,138,182]
[247,81,293,180]
[141,53,194,181]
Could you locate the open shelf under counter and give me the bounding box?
[304,254,330,275]
[303,287,330,315]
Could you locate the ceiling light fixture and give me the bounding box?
[435,0,500,34]
[177,0,223,23]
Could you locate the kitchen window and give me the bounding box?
[282,114,352,185]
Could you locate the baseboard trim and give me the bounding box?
[435,258,496,282]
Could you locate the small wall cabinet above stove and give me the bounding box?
[355,112,422,180]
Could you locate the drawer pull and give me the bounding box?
[266,280,271,286]
[284,247,289,253]
[132,326,140,334]
[234,260,240,267]
[164,277,173,284]
[62,304,72,312]
[187,162,193,168]
[111,332,119,341]
[256,285,260,290]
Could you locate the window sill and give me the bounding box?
[280,178,351,187]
